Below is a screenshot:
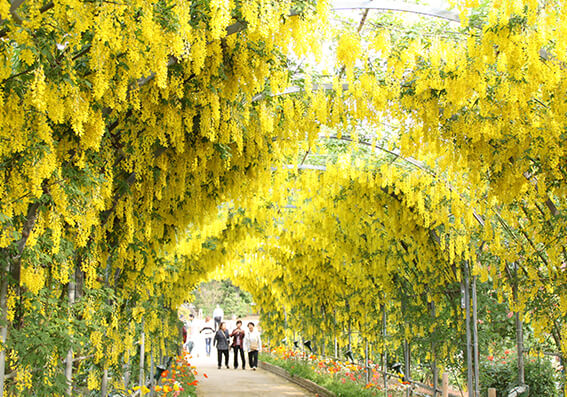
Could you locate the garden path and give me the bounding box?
[192,354,314,396]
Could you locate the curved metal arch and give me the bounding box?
[331,0,460,23]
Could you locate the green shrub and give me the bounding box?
[480,351,559,397]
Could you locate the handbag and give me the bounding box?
[249,336,259,351]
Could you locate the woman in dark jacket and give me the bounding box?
[213,322,230,369]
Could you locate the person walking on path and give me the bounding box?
[213,322,230,369]
[184,314,196,354]
[244,322,261,371]
[230,320,246,370]
[213,304,224,330]
[200,316,215,357]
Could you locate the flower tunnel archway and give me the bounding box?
[0,0,566,395]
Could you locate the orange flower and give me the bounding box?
[203,373,208,378]
[161,370,169,378]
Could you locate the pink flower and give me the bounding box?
[507,312,514,318]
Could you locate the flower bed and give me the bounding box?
[261,346,407,397]
[480,350,560,396]
[131,354,199,396]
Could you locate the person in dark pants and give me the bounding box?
[230,320,246,369]
[213,304,223,330]
[213,322,230,369]
[244,322,261,370]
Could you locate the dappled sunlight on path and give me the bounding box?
[192,354,314,396]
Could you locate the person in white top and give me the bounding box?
[184,314,196,354]
[212,305,224,330]
[244,322,261,370]
[200,316,215,356]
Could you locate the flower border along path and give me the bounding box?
[260,349,412,397]
[259,360,336,397]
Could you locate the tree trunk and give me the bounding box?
[365,339,370,385]
[334,336,337,359]
[65,275,76,396]
[139,319,145,390]
[123,361,131,391]
[101,368,108,397]
[347,321,352,351]
[472,276,480,397]
[150,347,155,397]
[404,339,411,397]
[383,303,388,394]
[463,262,474,397]
[0,202,40,397]
[431,301,438,397]
[512,264,525,385]
[0,260,9,397]
[551,324,565,397]
[515,313,525,385]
